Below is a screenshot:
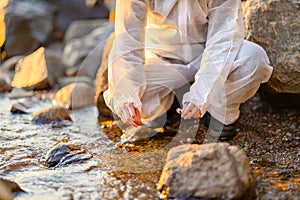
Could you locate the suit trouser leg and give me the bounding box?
[208,40,273,125]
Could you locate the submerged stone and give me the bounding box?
[45,143,92,168]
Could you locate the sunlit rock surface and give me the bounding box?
[11,47,62,90]
[0,0,9,49]
[158,143,256,199]
[53,82,95,110]
[244,0,300,106]
[3,0,56,57]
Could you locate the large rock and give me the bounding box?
[61,21,114,79]
[243,0,300,106]
[157,143,256,200]
[11,47,63,90]
[3,0,56,57]
[52,82,95,109]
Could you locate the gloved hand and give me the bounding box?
[181,102,201,120]
[117,102,142,127]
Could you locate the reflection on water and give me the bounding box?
[1,94,299,199]
[0,95,163,199]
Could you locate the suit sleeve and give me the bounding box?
[183,0,244,116]
[105,0,148,113]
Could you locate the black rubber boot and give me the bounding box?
[203,113,237,141]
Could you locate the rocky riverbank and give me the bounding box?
[0,0,299,199]
[0,92,299,199]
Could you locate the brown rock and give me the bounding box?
[243,0,300,105]
[0,76,11,93]
[52,82,95,109]
[157,143,256,200]
[0,178,25,200]
[11,47,62,90]
[32,106,72,124]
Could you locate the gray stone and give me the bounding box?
[9,97,50,114]
[244,0,300,95]
[45,143,92,168]
[157,143,256,200]
[64,19,108,42]
[57,76,94,87]
[7,88,34,99]
[46,0,109,32]
[52,82,95,110]
[11,47,63,90]
[62,21,114,79]
[3,0,56,57]
[0,56,23,71]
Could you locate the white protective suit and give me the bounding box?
[103,0,273,125]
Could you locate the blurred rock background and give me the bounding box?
[0,0,299,110]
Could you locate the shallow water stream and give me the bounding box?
[0,95,166,199]
[0,94,299,199]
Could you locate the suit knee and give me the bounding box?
[242,40,270,68]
